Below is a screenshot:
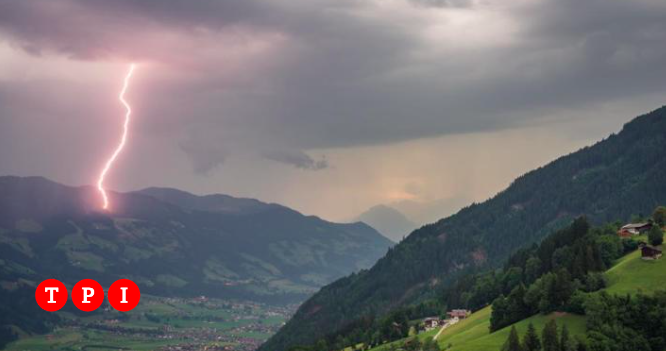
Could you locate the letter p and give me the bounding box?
[72,279,103,312]
[82,287,94,303]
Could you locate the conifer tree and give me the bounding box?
[503,326,523,351]
[523,322,542,351]
[648,225,663,246]
[652,206,666,227]
[574,336,588,351]
[542,320,559,351]
[559,324,574,351]
[315,338,328,351]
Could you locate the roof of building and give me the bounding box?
[621,222,652,229]
[642,245,662,253]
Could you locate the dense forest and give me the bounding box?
[261,106,666,351]
[487,217,626,331]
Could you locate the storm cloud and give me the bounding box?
[0,0,665,219]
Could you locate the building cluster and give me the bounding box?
[157,343,234,351]
[617,222,662,260]
[421,309,471,331]
[57,295,296,351]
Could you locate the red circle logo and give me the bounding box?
[107,279,140,312]
[71,279,105,312]
[35,279,68,312]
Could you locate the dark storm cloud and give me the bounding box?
[264,150,328,171]
[0,0,665,172]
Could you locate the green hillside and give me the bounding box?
[433,306,492,350]
[440,309,584,351]
[366,306,587,351]
[441,234,665,351]
[366,233,665,351]
[605,234,666,295]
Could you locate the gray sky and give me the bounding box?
[1,0,665,221]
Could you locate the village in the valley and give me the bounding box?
[38,296,296,351]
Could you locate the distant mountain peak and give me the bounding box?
[356,204,417,242]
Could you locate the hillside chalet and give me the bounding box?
[618,222,653,237]
[447,309,471,319]
[640,244,662,260]
[423,317,441,330]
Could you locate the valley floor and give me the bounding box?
[6,296,296,351]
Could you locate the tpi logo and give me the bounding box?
[35,279,140,312]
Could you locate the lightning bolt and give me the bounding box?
[97,63,136,210]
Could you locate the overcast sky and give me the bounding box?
[1,0,665,222]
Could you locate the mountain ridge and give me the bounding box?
[0,175,393,304]
[136,186,282,215]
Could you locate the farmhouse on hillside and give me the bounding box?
[618,222,653,237]
[640,243,662,260]
[447,309,471,319]
[423,317,441,330]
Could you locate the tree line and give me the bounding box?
[502,321,587,351]
[488,217,631,331]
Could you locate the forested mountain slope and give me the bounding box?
[261,106,666,351]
